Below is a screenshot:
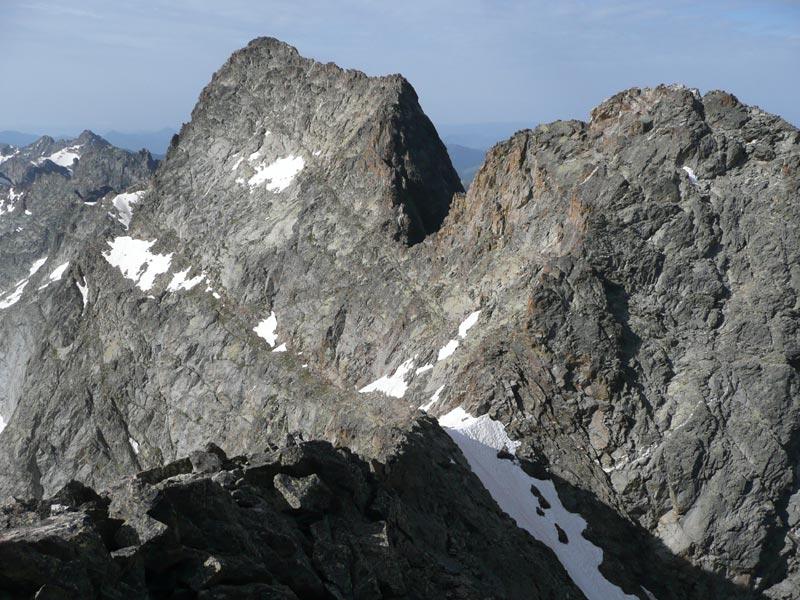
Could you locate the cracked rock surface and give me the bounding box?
[0,37,798,599]
[0,423,583,599]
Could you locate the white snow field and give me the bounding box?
[247,155,305,192]
[102,237,173,291]
[359,357,415,398]
[167,268,205,292]
[0,257,48,309]
[254,311,278,347]
[38,145,82,169]
[439,407,637,600]
[112,190,146,229]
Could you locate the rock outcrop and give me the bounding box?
[418,85,800,599]
[0,423,583,599]
[1,37,798,599]
[0,131,156,433]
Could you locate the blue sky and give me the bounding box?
[1,0,798,142]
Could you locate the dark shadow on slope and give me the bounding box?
[390,416,768,599]
[518,462,766,600]
[391,81,464,245]
[431,411,766,600]
[384,417,586,600]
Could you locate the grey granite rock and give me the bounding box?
[0,37,797,598]
[415,85,799,598]
[0,428,584,599]
[0,129,157,436]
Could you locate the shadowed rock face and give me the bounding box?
[0,423,584,600]
[0,36,798,599]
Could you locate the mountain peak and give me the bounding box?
[160,36,461,246]
[3,37,800,600]
[76,129,107,145]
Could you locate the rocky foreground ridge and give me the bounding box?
[0,37,798,599]
[0,423,584,599]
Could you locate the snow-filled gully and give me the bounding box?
[358,310,482,400]
[353,307,636,599]
[439,407,637,600]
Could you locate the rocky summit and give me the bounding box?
[0,37,798,600]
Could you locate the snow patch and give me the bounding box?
[1,188,22,217]
[437,339,459,361]
[272,343,287,353]
[458,310,481,338]
[681,166,698,184]
[439,407,636,600]
[0,414,6,434]
[28,259,47,274]
[437,310,481,362]
[254,311,278,347]
[38,261,69,290]
[359,358,415,398]
[39,145,82,168]
[48,261,69,282]
[112,191,146,229]
[76,277,89,310]
[248,155,305,192]
[129,437,140,454]
[203,279,222,299]
[0,149,18,165]
[102,237,173,291]
[420,385,445,412]
[167,268,205,292]
[0,257,47,309]
[415,363,433,375]
[230,156,244,171]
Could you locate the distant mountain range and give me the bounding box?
[0,130,40,147]
[0,127,492,186]
[0,128,175,158]
[101,128,175,157]
[445,143,487,187]
[436,121,532,149]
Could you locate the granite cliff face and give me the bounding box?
[0,38,798,599]
[418,85,800,598]
[0,131,156,433]
[0,424,583,599]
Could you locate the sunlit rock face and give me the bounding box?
[1,35,798,599]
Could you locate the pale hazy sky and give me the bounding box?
[1,0,798,136]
